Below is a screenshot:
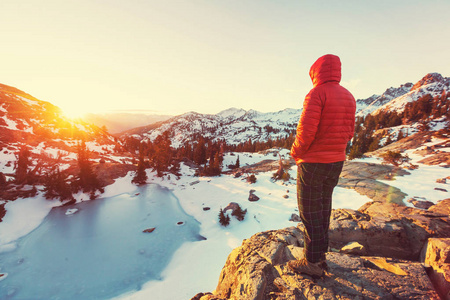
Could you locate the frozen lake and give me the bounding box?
[0,184,203,299]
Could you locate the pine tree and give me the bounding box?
[397,130,404,141]
[15,145,31,184]
[385,135,393,146]
[43,168,74,202]
[132,144,148,185]
[218,208,230,227]
[247,174,257,184]
[235,155,240,168]
[193,138,207,165]
[418,120,430,132]
[213,151,222,171]
[151,133,173,177]
[75,140,101,195]
[380,150,410,167]
[0,172,8,188]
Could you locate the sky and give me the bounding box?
[1,1,449,117]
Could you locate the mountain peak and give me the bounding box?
[411,73,444,91]
[217,107,246,119]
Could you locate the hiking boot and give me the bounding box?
[287,258,324,277]
[320,260,328,271]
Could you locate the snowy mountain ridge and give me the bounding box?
[356,72,449,117]
[371,73,450,116]
[121,73,449,149]
[355,83,414,117]
[122,107,302,148]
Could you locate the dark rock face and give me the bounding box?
[248,190,260,202]
[408,197,435,210]
[223,202,240,215]
[192,201,450,300]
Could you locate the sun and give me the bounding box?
[60,104,89,120]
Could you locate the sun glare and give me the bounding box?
[61,105,88,120]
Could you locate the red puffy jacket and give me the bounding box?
[291,54,356,164]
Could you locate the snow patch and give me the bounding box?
[65,208,79,215]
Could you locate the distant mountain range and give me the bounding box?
[84,112,172,134]
[119,72,449,147]
[1,72,448,153]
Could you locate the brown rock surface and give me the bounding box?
[428,198,450,215]
[194,227,439,300]
[328,202,450,261]
[423,238,450,299]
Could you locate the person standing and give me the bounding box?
[289,54,356,276]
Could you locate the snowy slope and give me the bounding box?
[371,73,449,115]
[356,83,413,117]
[0,83,133,178]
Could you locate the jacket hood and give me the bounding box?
[309,54,342,87]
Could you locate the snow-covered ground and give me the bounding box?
[0,146,448,299]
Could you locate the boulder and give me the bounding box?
[328,202,450,261]
[223,202,240,215]
[407,197,435,209]
[193,227,439,300]
[340,241,366,256]
[422,238,450,299]
[428,198,450,215]
[248,190,260,202]
[289,213,301,222]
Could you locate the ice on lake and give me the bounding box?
[0,184,203,300]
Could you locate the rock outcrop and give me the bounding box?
[328,201,450,261]
[423,238,450,299]
[193,200,450,300]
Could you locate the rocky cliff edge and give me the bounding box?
[192,199,450,300]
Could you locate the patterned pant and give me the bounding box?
[296,161,344,263]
